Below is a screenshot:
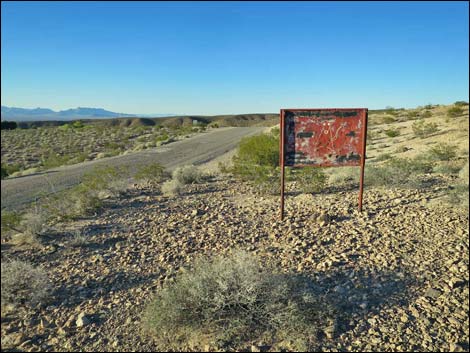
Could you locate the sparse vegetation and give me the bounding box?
[447,106,464,118]
[426,143,458,161]
[1,260,51,308]
[143,251,333,351]
[412,119,439,138]
[172,165,204,185]
[375,153,393,162]
[1,121,204,174]
[289,167,328,193]
[40,165,129,221]
[384,129,400,138]
[134,163,167,187]
[161,178,183,197]
[1,210,23,237]
[366,155,434,188]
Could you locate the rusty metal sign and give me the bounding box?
[280,108,368,219]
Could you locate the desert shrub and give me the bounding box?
[1,211,23,238]
[1,163,22,178]
[406,111,419,120]
[1,165,7,179]
[328,167,359,185]
[1,260,51,308]
[69,229,88,247]
[420,110,432,119]
[395,146,409,153]
[447,106,464,118]
[172,165,204,185]
[445,160,469,209]
[81,165,129,196]
[367,130,379,141]
[412,120,439,138]
[40,153,72,169]
[365,155,433,187]
[143,251,333,351]
[426,143,458,161]
[162,179,183,197]
[375,153,393,162]
[41,166,128,221]
[288,167,328,193]
[72,121,84,128]
[135,163,167,186]
[231,131,280,193]
[384,129,400,138]
[459,160,469,182]
[432,161,464,175]
[381,116,396,124]
[446,184,469,209]
[454,101,469,106]
[231,130,330,195]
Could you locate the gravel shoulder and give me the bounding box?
[1,175,468,352]
[1,127,264,210]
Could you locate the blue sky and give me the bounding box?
[1,1,468,115]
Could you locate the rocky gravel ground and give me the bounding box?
[1,176,469,352]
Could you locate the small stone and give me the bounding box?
[76,312,90,327]
[424,288,441,299]
[400,314,409,323]
[251,345,261,352]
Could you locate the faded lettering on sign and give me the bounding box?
[283,109,367,167]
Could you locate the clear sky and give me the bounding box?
[1,1,469,115]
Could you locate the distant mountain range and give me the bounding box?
[1,106,177,121]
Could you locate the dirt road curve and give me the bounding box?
[1,127,265,210]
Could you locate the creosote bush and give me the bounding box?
[230,130,328,195]
[1,260,51,308]
[161,179,183,197]
[365,155,434,188]
[134,163,168,186]
[426,143,458,161]
[384,129,400,138]
[172,165,204,185]
[412,119,439,138]
[143,251,334,351]
[447,106,464,118]
[41,165,129,221]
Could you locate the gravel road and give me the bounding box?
[1,127,264,210]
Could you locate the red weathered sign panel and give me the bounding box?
[283,109,367,167]
[279,108,368,220]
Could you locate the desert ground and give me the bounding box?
[1,103,469,352]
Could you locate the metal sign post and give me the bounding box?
[280,108,368,220]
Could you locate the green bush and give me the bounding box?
[143,251,333,351]
[135,163,167,186]
[1,163,22,178]
[375,153,393,162]
[1,165,8,179]
[365,155,433,187]
[41,166,128,221]
[454,101,469,107]
[381,116,396,124]
[420,110,432,119]
[384,129,400,138]
[1,211,23,235]
[288,167,328,193]
[427,143,458,161]
[447,106,464,118]
[412,120,439,138]
[231,130,330,195]
[406,111,419,119]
